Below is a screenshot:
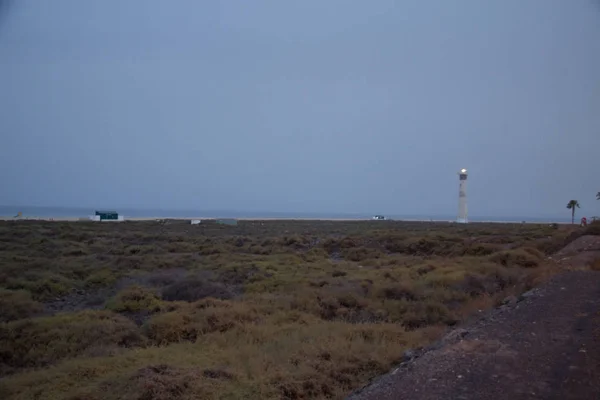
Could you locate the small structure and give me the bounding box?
[92,210,124,221]
[190,219,202,225]
[372,215,386,220]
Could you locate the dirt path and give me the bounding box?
[347,270,600,399]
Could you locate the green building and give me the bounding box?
[95,210,119,220]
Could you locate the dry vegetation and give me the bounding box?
[0,219,591,399]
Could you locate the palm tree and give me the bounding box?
[566,200,580,224]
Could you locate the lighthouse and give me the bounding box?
[457,168,468,223]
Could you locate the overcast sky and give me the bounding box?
[1,0,599,218]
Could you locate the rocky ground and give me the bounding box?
[347,236,600,400]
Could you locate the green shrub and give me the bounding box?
[375,284,419,301]
[162,277,233,302]
[341,246,384,261]
[463,243,502,256]
[331,270,347,277]
[457,268,519,296]
[106,286,162,313]
[144,300,258,345]
[590,257,600,271]
[0,289,43,322]
[0,310,142,373]
[5,271,73,301]
[85,268,118,287]
[384,237,461,256]
[143,311,196,344]
[400,300,455,329]
[489,248,542,268]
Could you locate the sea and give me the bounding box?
[0,205,574,224]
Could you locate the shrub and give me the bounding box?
[316,296,341,320]
[489,248,542,268]
[302,248,328,262]
[376,284,419,301]
[106,286,162,313]
[85,268,118,287]
[321,237,360,253]
[341,247,383,262]
[401,301,455,329]
[279,235,310,249]
[521,247,545,259]
[457,268,518,296]
[6,271,73,301]
[144,300,258,345]
[336,293,365,309]
[162,277,233,302]
[0,289,43,322]
[249,245,272,255]
[0,310,142,373]
[128,365,217,400]
[463,243,502,256]
[217,265,262,285]
[416,264,436,275]
[143,311,196,344]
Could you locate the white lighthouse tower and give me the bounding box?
[457,168,468,223]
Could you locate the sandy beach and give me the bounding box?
[0,216,568,224]
[0,216,374,222]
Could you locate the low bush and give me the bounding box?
[463,243,502,256]
[5,271,73,301]
[162,277,233,302]
[589,257,600,271]
[144,299,259,345]
[401,300,456,329]
[457,268,519,297]
[126,364,220,400]
[489,248,542,268]
[85,268,118,287]
[341,247,384,262]
[415,264,436,275]
[384,236,462,256]
[106,286,162,314]
[0,310,142,374]
[375,284,419,301]
[0,289,43,322]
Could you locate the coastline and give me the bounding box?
[0,216,570,224]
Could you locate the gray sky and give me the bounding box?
[1,0,599,218]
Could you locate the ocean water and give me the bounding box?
[0,205,573,223]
